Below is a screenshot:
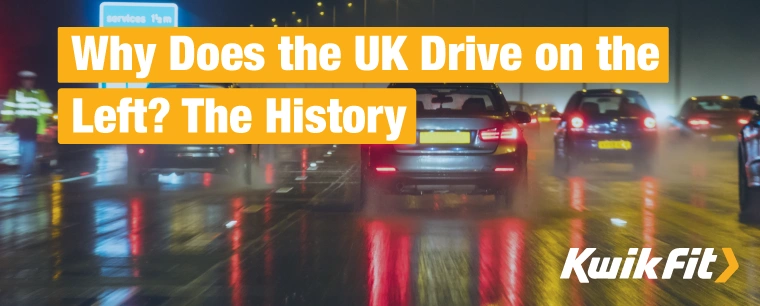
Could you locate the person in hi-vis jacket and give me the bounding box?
[1,71,53,177]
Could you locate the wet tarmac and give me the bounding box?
[0,133,758,305]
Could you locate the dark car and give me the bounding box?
[736,95,760,221]
[509,101,540,139]
[553,89,658,175]
[127,83,255,186]
[359,83,532,210]
[669,95,751,145]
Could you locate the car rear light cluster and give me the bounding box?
[138,148,145,155]
[494,167,515,172]
[739,118,750,125]
[228,147,236,154]
[479,127,519,141]
[643,116,656,130]
[375,167,397,172]
[530,118,537,124]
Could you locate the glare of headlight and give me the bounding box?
[614,88,623,94]
[691,97,697,100]
[721,95,730,100]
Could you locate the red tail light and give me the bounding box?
[643,116,656,129]
[228,148,236,154]
[137,148,145,155]
[494,167,515,172]
[739,118,750,125]
[479,127,519,141]
[570,116,584,128]
[688,119,709,126]
[530,118,537,124]
[375,167,396,172]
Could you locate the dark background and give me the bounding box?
[2,0,759,114]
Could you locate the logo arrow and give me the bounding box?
[715,248,738,283]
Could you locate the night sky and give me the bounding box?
[2,0,759,115]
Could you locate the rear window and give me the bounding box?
[576,95,650,116]
[413,87,505,114]
[510,104,532,113]
[691,99,740,111]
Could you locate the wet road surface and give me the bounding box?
[0,133,759,305]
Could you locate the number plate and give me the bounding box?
[419,131,470,144]
[598,140,632,150]
[710,135,736,142]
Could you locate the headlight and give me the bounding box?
[52,114,58,121]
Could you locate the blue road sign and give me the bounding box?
[99,2,178,88]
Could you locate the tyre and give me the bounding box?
[739,145,760,222]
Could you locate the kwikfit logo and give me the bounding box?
[560,248,738,283]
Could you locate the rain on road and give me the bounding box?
[0,130,758,305]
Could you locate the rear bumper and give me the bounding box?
[128,148,245,175]
[364,148,524,193]
[568,137,656,162]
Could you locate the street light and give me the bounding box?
[271,17,276,22]
[273,24,278,27]
[320,11,325,15]
[297,18,302,23]
[347,2,353,7]
[317,1,322,6]
[292,11,296,15]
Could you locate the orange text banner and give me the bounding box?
[57,88,417,144]
[58,27,669,83]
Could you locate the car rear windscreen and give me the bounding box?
[577,95,650,116]
[414,88,504,114]
[692,99,740,112]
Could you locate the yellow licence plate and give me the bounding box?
[711,135,736,142]
[598,140,632,150]
[538,117,551,122]
[419,131,471,144]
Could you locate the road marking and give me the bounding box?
[183,233,220,248]
[316,160,324,164]
[244,204,265,213]
[275,187,293,193]
[295,176,308,181]
[307,166,318,171]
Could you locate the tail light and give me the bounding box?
[479,127,519,141]
[739,118,750,125]
[530,118,537,124]
[688,119,710,126]
[494,167,515,172]
[643,116,656,129]
[375,167,396,172]
[137,148,145,155]
[570,116,584,129]
[228,148,236,154]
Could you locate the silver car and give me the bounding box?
[359,83,532,211]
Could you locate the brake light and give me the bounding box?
[530,118,537,124]
[375,167,396,172]
[643,116,656,129]
[570,116,584,128]
[494,167,515,172]
[138,148,145,155]
[739,118,750,125]
[479,127,519,141]
[228,148,236,154]
[688,119,710,126]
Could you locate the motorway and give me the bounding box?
[0,128,759,305]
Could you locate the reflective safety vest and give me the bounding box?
[1,88,53,134]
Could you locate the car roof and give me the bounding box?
[509,101,530,106]
[388,83,500,90]
[578,89,640,96]
[687,95,740,101]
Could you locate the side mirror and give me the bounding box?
[550,111,561,118]
[513,111,532,124]
[740,95,760,110]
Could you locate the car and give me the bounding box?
[359,83,532,211]
[509,101,540,139]
[531,103,560,123]
[126,83,255,186]
[668,95,751,146]
[736,95,760,222]
[553,89,658,175]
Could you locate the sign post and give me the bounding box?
[99,2,178,89]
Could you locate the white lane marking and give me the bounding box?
[307,166,318,171]
[244,204,266,213]
[183,233,220,248]
[275,187,293,193]
[316,160,324,164]
[295,176,308,181]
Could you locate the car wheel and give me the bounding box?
[739,145,760,222]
